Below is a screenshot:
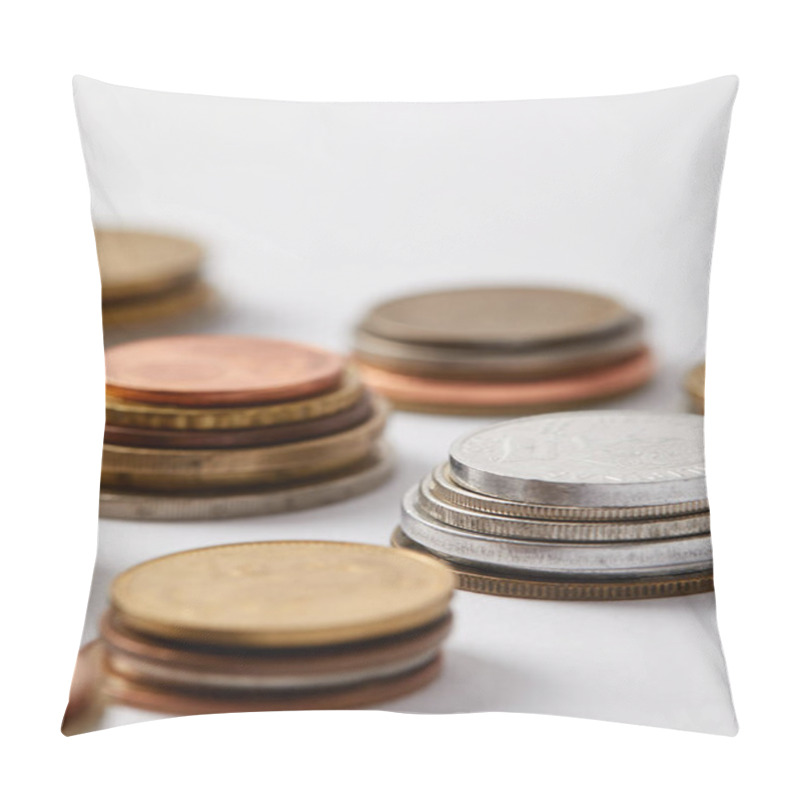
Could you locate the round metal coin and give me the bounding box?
[430,463,710,521]
[392,529,713,601]
[103,394,373,449]
[96,229,203,304]
[105,335,345,406]
[450,411,707,507]
[359,286,636,347]
[400,487,712,576]
[100,399,388,491]
[104,368,365,431]
[417,474,710,541]
[357,349,653,411]
[111,540,455,648]
[353,316,645,379]
[99,442,394,520]
[102,653,442,715]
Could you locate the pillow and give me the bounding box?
[65,75,738,735]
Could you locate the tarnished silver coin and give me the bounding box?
[99,443,394,520]
[400,488,713,577]
[430,464,710,521]
[450,411,706,507]
[353,317,645,379]
[417,474,710,542]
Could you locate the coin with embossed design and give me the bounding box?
[450,411,706,507]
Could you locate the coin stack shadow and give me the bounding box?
[96,229,213,326]
[393,411,714,600]
[353,286,655,415]
[100,335,392,520]
[90,542,455,715]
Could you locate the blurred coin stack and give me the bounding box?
[93,542,454,715]
[96,229,212,326]
[100,335,392,519]
[685,362,705,413]
[354,286,654,414]
[393,411,713,600]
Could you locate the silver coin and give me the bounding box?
[400,487,712,576]
[105,645,439,692]
[99,443,394,520]
[430,463,710,521]
[450,411,706,507]
[418,474,710,542]
[353,317,645,379]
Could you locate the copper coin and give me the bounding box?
[105,336,345,407]
[96,229,203,304]
[102,653,442,714]
[392,530,713,601]
[103,394,373,449]
[61,641,105,735]
[100,611,452,690]
[360,286,636,347]
[356,348,654,411]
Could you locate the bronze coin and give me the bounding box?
[100,611,452,690]
[356,348,654,412]
[102,280,214,327]
[392,529,713,601]
[360,286,636,348]
[103,394,373,449]
[105,336,345,407]
[95,229,203,304]
[102,653,442,714]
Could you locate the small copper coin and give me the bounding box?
[103,394,373,449]
[360,286,635,347]
[102,653,442,715]
[357,348,654,412]
[96,229,203,304]
[105,336,345,407]
[392,530,713,601]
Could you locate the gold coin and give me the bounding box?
[96,229,203,303]
[111,541,455,648]
[102,280,214,327]
[685,362,705,414]
[391,529,714,601]
[101,399,389,491]
[105,367,365,430]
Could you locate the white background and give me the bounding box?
[2,0,797,797]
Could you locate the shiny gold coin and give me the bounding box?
[101,398,389,491]
[96,229,203,303]
[392,529,714,601]
[111,541,455,648]
[685,362,705,414]
[102,280,214,327]
[105,367,365,431]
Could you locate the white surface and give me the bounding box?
[72,75,738,733]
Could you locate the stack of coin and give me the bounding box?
[353,286,654,414]
[100,336,392,519]
[96,229,212,325]
[92,542,454,715]
[393,411,714,600]
[685,362,705,413]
